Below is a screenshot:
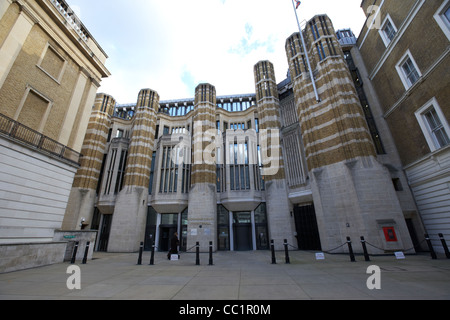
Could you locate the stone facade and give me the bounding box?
[68,13,425,256]
[0,0,109,272]
[357,0,450,252]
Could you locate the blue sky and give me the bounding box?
[66,0,367,103]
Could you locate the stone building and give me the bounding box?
[0,0,109,272]
[349,0,449,253]
[63,12,426,255]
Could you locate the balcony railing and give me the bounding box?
[49,0,90,43]
[0,113,82,166]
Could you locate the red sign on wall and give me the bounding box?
[383,227,398,242]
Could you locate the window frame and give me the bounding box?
[379,14,398,47]
[415,97,450,152]
[434,0,450,41]
[36,43,67,84]
[395,50,421,90]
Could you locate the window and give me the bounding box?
[379,15,397,47]
[396,50,421,90]
[229,142,250,191]
[15,86,52,134]
[415,98,450,152]
[434,0,450,41]
[37,43,67,83]
[316,41,326,61]
[148,152,156,194]
[424,109,450,148]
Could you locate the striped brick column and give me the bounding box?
[190,83,217,185]
[254,61,295,250]
[187,83,217,251]
[62,93,115,230]
[285,15,413,254]
[123,89,159,188]
[286,16,376,171]
[254,60,285,181]
[108,88,159,252]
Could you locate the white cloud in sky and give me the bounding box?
[66,0,367,103]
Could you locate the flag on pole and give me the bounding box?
[295,0,301,9]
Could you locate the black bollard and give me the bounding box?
[208,241,213,266]
[439,233,450,259]
[70,241,79,264]
[149,241,155,265]
[137,242,144,265]
[271,240,276,264]
[196,242,200,265]
[82,241,90,264]
[425,234,437,260]
[284,239,290,264]
[360,236,370,262]
[346,237,356,262]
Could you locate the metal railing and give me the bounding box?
[0,113,82,166]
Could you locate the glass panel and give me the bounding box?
[254,203,267,224]
[161,213,178,225]
[402,58,419,85]
[217,205,229,225]
[233,212,251,224]
[218,226,230,251]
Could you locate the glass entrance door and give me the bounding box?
[233,212,252,251]
[159,225,177,251]
[158,213,178,252]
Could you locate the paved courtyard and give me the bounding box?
[0,250,449,300]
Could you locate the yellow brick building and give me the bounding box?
[0,0,109,272]
[64,12,426,256]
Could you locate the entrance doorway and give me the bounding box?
[97,214,112,252]
[159,225,177,252]
[233,212,253,251]
[294,204,322,250]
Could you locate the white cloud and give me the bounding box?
[67,0,366,103]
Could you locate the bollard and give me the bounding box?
[346,237,356,262]
[82,241,90,264]
[439,233,450,259]
[70,241,79,264]
[196,242,200,265]
[360,236,370,262]
[137,242,144,265]
[425,234,437,260]
[208,241,213,266]
[149,241,155,265]
[284,239,290,264]
[271,240,276,264]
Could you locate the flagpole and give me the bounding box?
[291,0,320,102]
